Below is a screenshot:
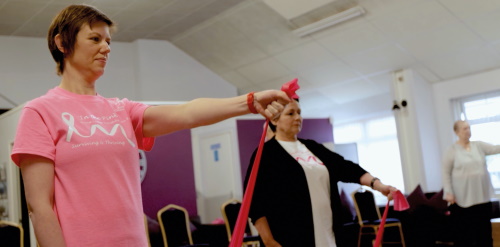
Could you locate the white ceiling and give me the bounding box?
[2,0,500,120]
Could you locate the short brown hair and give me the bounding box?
[47,4,114,75]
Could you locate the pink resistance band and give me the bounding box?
[373,190,409,247]
[229,78,299,247]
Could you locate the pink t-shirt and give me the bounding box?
[11,87,155,247]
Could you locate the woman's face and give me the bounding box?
[67,21,111,78]
[272,100,302,141]
[455,121,471,141]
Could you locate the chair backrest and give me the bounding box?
[351,189,381,225]
[157,204,193,247]
[221,199,252,241]
[0,220,24,247]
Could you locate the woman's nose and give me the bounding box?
[101,42,111,53]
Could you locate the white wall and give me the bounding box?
[433,68,500,154]
[391,69,443,192]
[134,39,236,100]
[0,36,237,109]
[329,92,393,125]
[412,71,442,191]
[0,36,60,108]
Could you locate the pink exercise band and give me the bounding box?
[229,78,299,247]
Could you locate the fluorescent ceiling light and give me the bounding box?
[292,5,365,37]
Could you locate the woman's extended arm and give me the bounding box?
[142,90,289,137]
[254,217,282,247]
[360,173,397,200]
[19,154,66,247]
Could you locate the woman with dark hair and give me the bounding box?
[245,99,397,247]
[11,4,290,247]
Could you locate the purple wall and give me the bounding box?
[236,118,333,184]
[141,118,333,219]
[141,129,197,218]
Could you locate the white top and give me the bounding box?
[442,141,500,207]
[278,140,336,247]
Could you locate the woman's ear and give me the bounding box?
[54,34,65,53]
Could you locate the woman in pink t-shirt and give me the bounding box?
[11,4,290,247]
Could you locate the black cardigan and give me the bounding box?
[245,137,367,247]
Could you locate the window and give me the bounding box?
[453,91,500,193]
[334,115,404,204]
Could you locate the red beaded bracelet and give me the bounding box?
[247,92,258,114]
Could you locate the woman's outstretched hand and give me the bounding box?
[253,90,291,119]
[379,184,398,201]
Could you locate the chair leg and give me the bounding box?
[398,226,406,247]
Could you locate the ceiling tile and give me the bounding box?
[319,79,386,104]
[357,0,430,20]
[29,3,68,25]
[239,84,267,95]
[369,1,458,41]
[398,22,485,61]
[172,35,210,58]
[224,1,311,54]
[249,29,312,55]
[409,64,442,83]
[156,12,217,40]
[51,0,94,4]
[219,70,254,88]
[299,61,361,87]
[343,44,416,75]
[316,20,390,58]
[236,57,291,84]
[422,45,500,79]
[0,2,46,23]
[120,1,171,13]
[224,1,289,38]
[113,12,166,33]
[366,72,392,93]
[439,0,500,20]
[0,22,19,35]
[12,22,47,37]
[273,41,339,72]
[189,54,233,75]
[173,20,269,69]
[256,74,304,90]
[192,20,248,49]
[465,9,500,43]
[87,0,136,8]
[309,16,368,40]
[206,39,268,69]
